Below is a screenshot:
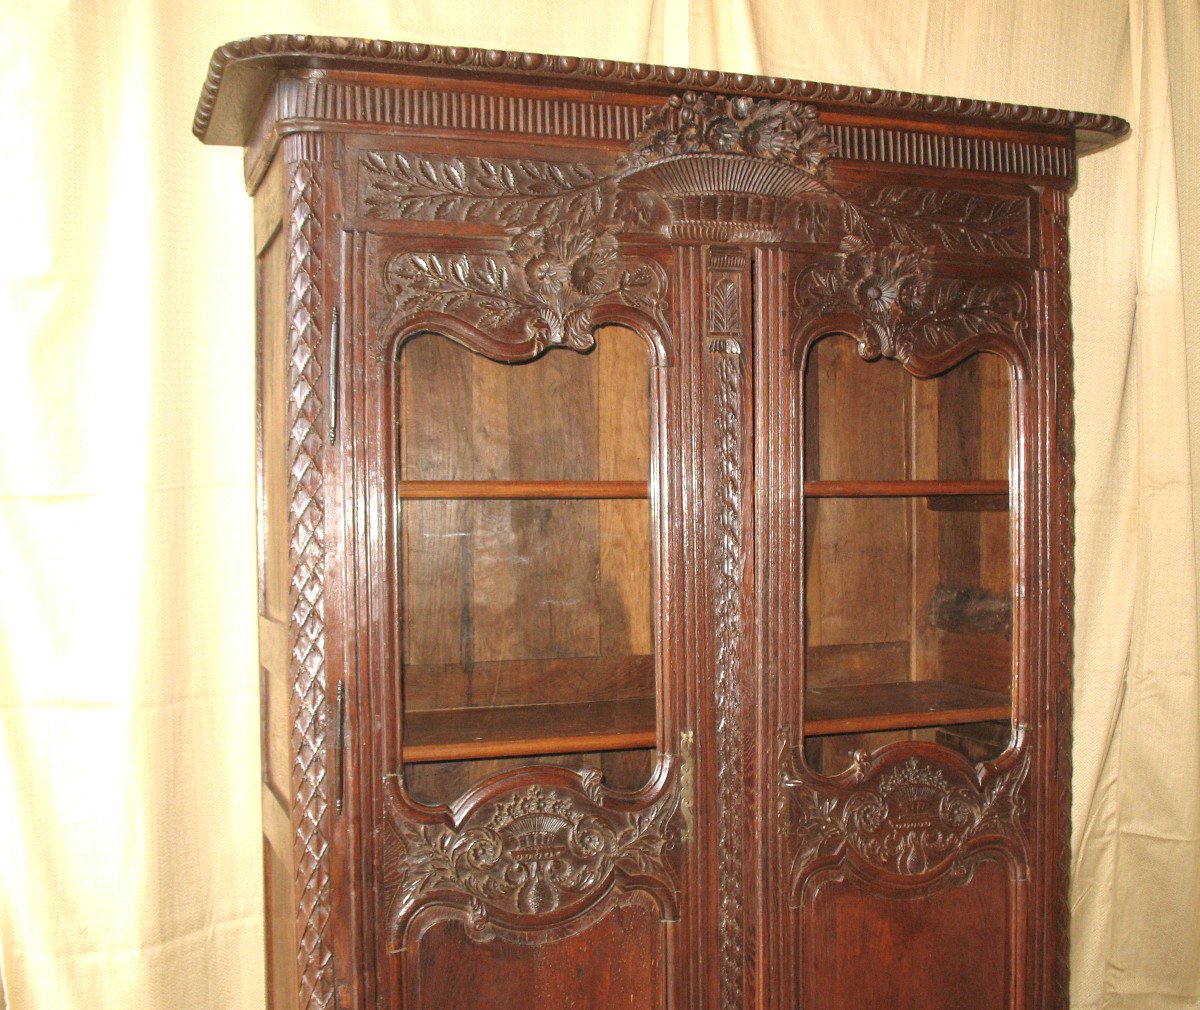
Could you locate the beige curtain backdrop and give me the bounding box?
[0,1,1195,1007]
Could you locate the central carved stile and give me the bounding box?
[706,248,751,1010]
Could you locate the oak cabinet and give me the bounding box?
[194,36,1127,1010]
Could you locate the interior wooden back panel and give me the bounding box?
[397,327,652,680]
[396,324,658,806]
[801,337,1015,771]
[398,326,649,481]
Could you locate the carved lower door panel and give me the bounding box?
[802,854,1014,1010]
[403,900,667,1008]
[778,744,1029,1010]
[381,770,682,1009]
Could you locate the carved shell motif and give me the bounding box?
[385,782,684,942]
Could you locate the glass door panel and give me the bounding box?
[396,327,657,804]
[801,337,1014,774]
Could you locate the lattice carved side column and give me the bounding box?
[285,132,334,1010]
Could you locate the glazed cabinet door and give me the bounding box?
[756,180,1070,1009]
[336,136,698,1009]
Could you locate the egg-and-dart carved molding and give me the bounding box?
[382,767,687,944]
[779,740,1031,884]
[194,35,1129,148]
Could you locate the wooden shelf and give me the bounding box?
[397,479,650,500]
[804,479,1007,499]
[403,697,657,763]
[805,680,1010,736]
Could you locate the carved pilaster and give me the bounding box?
[1044,185,1075,1008]
[284,132,333,1010]
[705,247,752,1010]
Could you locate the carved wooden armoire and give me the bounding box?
[194,36,1127,1010]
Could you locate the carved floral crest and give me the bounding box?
[367,91,846,344]
[383,225,666,352]
[795,235,1025,364]
[364,92,1030,360]
[622,92,836,174]
[385,782,684,940]
[781,747,1030,880]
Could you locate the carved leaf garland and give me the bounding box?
[839,185,1030,258]
[362,153,612,225]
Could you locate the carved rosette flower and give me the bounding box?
[795,236,1025,364]
[843,237,927,322]
[508,222,620,348]
[383,224,666,356]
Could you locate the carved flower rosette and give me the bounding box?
[383,768,687,945]
[794,236,1027,371]
[780,742,1030,890]
[381,228,668,356]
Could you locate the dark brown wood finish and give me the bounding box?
[200,36,1126,1010]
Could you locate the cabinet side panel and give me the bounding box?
[264,835,301,1009]
[258,213,292,804]
[404,904,666,1009]
[259,216,290,626]
[255,150,303,1010]
[801,859,1012,1010]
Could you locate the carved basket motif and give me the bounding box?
[782,743,1031,882]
